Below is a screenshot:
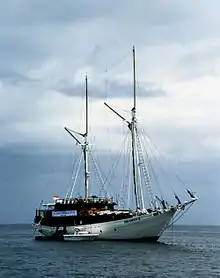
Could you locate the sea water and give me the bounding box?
[0,225,219,277]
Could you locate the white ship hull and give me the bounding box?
[35,208,176,241]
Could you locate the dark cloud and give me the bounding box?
[0,148,73,224]
[0,145,219,225]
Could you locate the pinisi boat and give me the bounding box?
[33,47,198,242]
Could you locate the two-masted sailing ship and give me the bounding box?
[33,47,198,241]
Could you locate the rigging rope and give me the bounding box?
[69,152,83,198]
[119,129,131,208]
[139,128,165,199]
[135,126,155,208]
[140,127,183,203]
[88,147,109,197]
[141,128,189,192]
[65,150,81,199]
[104,130,130,191]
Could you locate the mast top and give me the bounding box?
[133,45,136,112]
[85,74,88,136]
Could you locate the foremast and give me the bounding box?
[65,75,89,200]
[83,75,89,199]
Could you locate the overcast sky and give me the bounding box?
[0,0,219,225]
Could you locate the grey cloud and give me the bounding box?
[0,0,219,85]
[0,1,186,27]
[0,70,37,85]
[0,28,49,74]
[54,80,166,99]
[1,1,219,57]
[0,1,89,27]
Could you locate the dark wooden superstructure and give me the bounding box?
[34,197,133,227]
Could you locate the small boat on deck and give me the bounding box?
[63,229,99,241]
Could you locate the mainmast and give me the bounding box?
[104,46,139,211]
[83,75,89,199]
[130,46,138,211]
